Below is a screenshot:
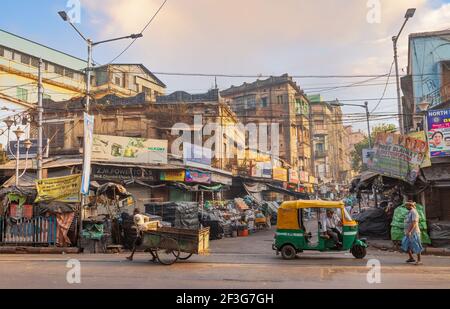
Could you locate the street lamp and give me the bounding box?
[393,8,416,134]
[13,126,25,187]
[330,101,372,148]
[4,117,14,154]
[58,11,143,246]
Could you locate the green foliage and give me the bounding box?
[351,124,397,173]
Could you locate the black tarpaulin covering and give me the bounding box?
[145,202,199,229]
[39,201,76,214]
[429,221,450,248]
[353,207,389,239]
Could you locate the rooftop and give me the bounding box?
[409,29,450,39]
[220,74,302,96]
[0,28,87,71]
[157,89,220,103]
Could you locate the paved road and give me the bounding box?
[1,228,449,288]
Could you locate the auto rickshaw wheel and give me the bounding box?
[351,245,367,259]
[281,244,297,260]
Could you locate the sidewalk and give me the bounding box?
[368,239,450,256]
[0,246,79,254]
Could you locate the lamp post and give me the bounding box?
[4,117,14,154]
[58,11,143,246]
[393,8,416,134]
[13,126,25,187]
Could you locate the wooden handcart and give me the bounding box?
[127,226,210,265]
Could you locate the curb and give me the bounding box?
[369,241,450,256]
[0,247,80,254]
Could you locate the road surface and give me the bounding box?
[0,228,449,288]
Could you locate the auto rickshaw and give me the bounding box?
[272,200,367,259]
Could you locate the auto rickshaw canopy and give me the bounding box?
[279,200,345,210]
[277,200,353,230]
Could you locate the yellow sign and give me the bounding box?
[408,131,432,168]
[35,174,81,202]
[160,170,186,182]
[272,167,288,182]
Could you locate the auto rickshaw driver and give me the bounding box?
[324,209,343,248]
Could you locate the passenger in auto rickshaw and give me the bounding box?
[322,209,343,248]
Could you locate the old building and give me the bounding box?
[346,126,366,177]
[221,74,314,189]
[402,29,450,221]
[0,29,165,105]
[308,95,352,186]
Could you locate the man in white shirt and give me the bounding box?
[325,209,343,247]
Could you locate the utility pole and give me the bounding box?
[365,101,372,148]
[37,58,43,180]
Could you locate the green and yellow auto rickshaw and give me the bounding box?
[272,200,368,259]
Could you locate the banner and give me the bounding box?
[8,139,49,159]
[408,131,432,168]
[427,108,450,158]
[160,170,185,182]
[183,142,212,167]
[36,174,81,202]
[92,134,168,164]
[273,167,288,182]
[81,113,94,195]
[369,132,428,183]
[185,169,211,184]
[92,165,157,181]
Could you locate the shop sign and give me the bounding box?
[300,171,309,183]
[273,167,288,182]
[289,169,299,184]
[92,165,156,181]
[160,170,186,182]
[185,169,211,184]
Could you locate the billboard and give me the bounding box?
[273,167,288,182]
[8,139,49,159]
[369,132,428,183]
[183,142,212,167]
[408,131,432,168]
[289,169,299,184]
[427,108,450,158]
[160,170,185,182]
[92,134,168,164]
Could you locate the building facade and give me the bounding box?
[221,74,314,187]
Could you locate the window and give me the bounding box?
[54,65,64,75]
[16,87,28,101]
[115,77,121,85]
[261,97,268,107]
[30,57,40,68]
[142,86,151,96]
[64,69,74,79]
[277,95,283,104]
[0,47,4,57]
[20,54,30,65]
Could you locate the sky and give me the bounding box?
[1,0,450,132]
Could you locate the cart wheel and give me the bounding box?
[156,237,180,265]
[173,251,193,260]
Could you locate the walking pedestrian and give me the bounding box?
[401,201,423,265]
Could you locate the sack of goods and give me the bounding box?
[134,214,161,231]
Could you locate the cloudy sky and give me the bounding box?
[2,0,450,131]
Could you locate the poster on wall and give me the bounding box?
[92,134,168,164]
[368,132,428,183]
[408,131,432,167]
[427,108,450,158]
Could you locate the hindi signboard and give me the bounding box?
[427,108,450,158]
[92,134,168,164]
[369,132,428,183]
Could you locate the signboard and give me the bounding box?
[211,173,232,186]
[92,165,156,181]
[8,139,49,159]
[362,149,376,164]
[92,134,168,164]
[185,169,211,184]
[300,171,309,183]
[160,170,185,182]
[369,132,428,183]
[36,174,81,203]
[408,131,432,168]
[273,167,288,182]
[81,113,94,195]
[183,142,212,167]
[251,161,272,178]
[289,169,299,184]
[427,108,450,158]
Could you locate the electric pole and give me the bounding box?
[37,58,43,180]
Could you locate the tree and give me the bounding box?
[351,123,397,173]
